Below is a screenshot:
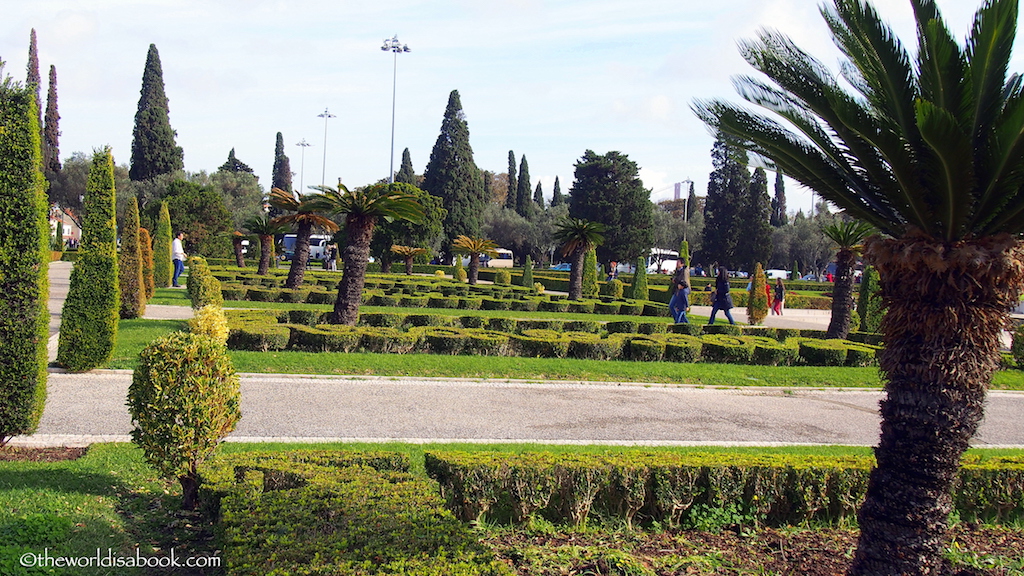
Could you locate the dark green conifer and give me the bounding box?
[534,180,545,210]
[58,149,120,371]
[119,196,146,318]
[272,132,292,191]
[516,155,532,218]
[505,150,517,210]
[0,66,50,443]
[422,90,485,257]
[218,148,253,173]
[26,29,41,134]
[153,202,173,287]
[129,44,184,181]
[771,171,788,227]
[550,176,564,207]
[43,65,60,179]
[395,147,416,185]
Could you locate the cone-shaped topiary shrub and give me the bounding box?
[139,227,155,300]
[153,201,172,287]
[119,196,146,318]
[582,248,599,298]
[521,255,534,288]
[0,75,51,444]
[630,257,649,300]
[858,265,884,333]
[128,331,240,510]
[57,148,120,372]
[185,256,223,310]
[747,262,768,326]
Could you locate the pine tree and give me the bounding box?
[43,65,60,178]
[534,180,545,210]
[550,176,564,207]
[129,44,184,181]
[218,148,253,173]
[771,170,788,227]
[58,148,120,371]
[568,150,654,265]
[516,155,532,218]
[119,196,146,319]
[701,134,749,269]
[422,90,485,257]
[0,66,50,443]
[505,150,517,210]
[737,167,772,271]
[271,132,292,192]
[153,202,173,287]
[395,147,416,185]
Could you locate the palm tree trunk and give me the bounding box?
[850,233,1024,576]
[257,235,272,275]
[568,249,585,300]
[404,257,414,275]
[285,220,312,289]
[826,248,856,339]
[329,215,375,326]
[232,237,245,268]
[380,255,393,274]
[468,254,480,285]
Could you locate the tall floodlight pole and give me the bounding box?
[295,139,312,195]
[317,108,336,188]
[381,35,410,183]
[678,179,693,242]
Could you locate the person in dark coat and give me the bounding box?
[668,261,690,323]
[707,266,736,325]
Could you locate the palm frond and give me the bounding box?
[967,0,1018,137]
[451,235,499,257]
[552,217,606,257]
[822,220,876,252]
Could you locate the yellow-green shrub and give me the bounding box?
[188,305,229,344]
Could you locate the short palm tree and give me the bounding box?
[451,235,498,285]
[243,214,287,276]
[304,182,423,325]
[553,217,606,300]
[390,245,429,275]
[822,220,874,339]
[268,187,340,289]
[694,1,1024,573]
[229,231,246,268]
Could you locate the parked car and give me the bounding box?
[549,262,572,271]
[765,269,790,279]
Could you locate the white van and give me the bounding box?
[484,248,514,268]
[281,234,332,262]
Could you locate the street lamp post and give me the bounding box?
[317,108,336,188]
[381,35,410,183]
[295,139,311,195]
[678,179,693,242]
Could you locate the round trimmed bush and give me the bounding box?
[288,325,361,352]
[359,313,403,328]
[606,320,639,334]
[422,327,468,354]
[601,279,625,299]
[637,322,667,335]
[619,302,644,316]
[798,340,848,366]
[668,323,702,336]
[458,315,487,329]
[538,300,569,313]
[702,324,742,336]
[517,319,564,332]
[511,332,570,358]
[844,342,879,367]
[567,334,623,360]
[306,290,336,305]
[701,335,754,364]
[486,317,518,333]
[361,328,419,354]
[595,302,622,315]
[626,337,666,362]
[563,320,600,333]
[751,340,798,366]
[566,300,596,314]
[664,335,702,363]
[188,305,229,344]
[128,331,240,509]
[403,314,452,328]
[278,288,311,303]
[510,298,540,312]
[464,330,510,356]
[457,298,483,310]
[481,297,511,311]
[494,269,512,285]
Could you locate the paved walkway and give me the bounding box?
[15,262,1024,448]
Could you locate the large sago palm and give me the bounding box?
[305,182,423,325]
[694,1,1024,574]
[451,235,498,285]
[822,220,874,339]
[243,214,287,276]
[268,187,340,289]
[553,217,606,300]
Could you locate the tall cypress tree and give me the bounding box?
[43,65,60,178]
[395,147,416,185]
[129,44,184,181]
[58,148,120,371]
[771,170,788,227]
[737,167,773,271]
[516,155,532,218]
[534,180,545,210]
[550,176,564,207]
[421,90,485,257]
[26,29,42,135]
[0,65,50,443]
[153,202,173,287]
[701,134,749,268]
[139,227,155,300]
[119,196,145,319]
[505,150,517,210]
[271,132,292,192]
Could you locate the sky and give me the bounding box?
[3,0,1019,217]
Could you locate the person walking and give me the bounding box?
[171,231,187,287]
[772,278,786,316]
[707,267,736,325]
[668,261,690,323]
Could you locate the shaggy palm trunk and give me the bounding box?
[404,257,414,275]
[257,234,272,275]
[232,238,245,268]
[826,248,857,339]
[329,216,375,326]
[285,220,312,289]
[850,234,1024,576]
[567,248,586,300]
[380,256,393,274]
[468,254,480,285]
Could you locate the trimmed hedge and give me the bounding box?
[201,451,511,576]
[425,451,1024,528]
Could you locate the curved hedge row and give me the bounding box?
[225,310,879,366]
